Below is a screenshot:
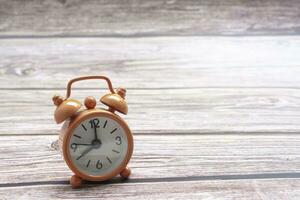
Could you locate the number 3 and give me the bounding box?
[115,136,122,145]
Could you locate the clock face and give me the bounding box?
[68,116,129,177]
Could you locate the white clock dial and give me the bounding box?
[68,116,128,176]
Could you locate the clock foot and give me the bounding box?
[120,167,131,179]
[70,175,83,188]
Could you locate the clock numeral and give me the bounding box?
[89,118,100,128]
[115,136,122,145]
[96,160,103,169]
[70,143,77,152]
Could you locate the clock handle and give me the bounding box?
[65,76,115,99]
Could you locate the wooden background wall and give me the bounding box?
[0,0,300,199]
[1,0,300,37]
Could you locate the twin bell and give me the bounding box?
[52,76,128,124]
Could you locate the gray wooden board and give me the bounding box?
[0,134,299,185]
[0,179,300,200]
[0,36,300,89]
[1,0,300,36]
[1,88,300,135]
[0,15,299,198]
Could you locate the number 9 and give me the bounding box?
[71,143,77,152]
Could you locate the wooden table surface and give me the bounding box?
[0,0,300,199]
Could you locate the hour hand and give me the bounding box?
[75,143,93,146]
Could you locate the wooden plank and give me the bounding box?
[1,88,300,135]
[1,179,300,199]
[0,134,299,184]
[1,0,300,36]
[0,36,300,89]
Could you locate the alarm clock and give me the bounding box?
[52,76,133,188]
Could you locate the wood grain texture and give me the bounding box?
[1,0,300,36]
[0,9,299,197]
[1,179,300,200]
[0,36,300,89]
[0,134,299,184]
[1,88,300,135]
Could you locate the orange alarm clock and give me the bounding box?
[52,76,133,188]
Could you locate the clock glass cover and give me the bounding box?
[68,116,128,176]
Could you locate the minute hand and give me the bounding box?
[94,126,99,140]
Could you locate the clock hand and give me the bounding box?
[94,126,99,141]
[75,143,93,146]
[76,145,94,160]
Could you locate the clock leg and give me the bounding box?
[120,166,131,179]
[70,175,83,188]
